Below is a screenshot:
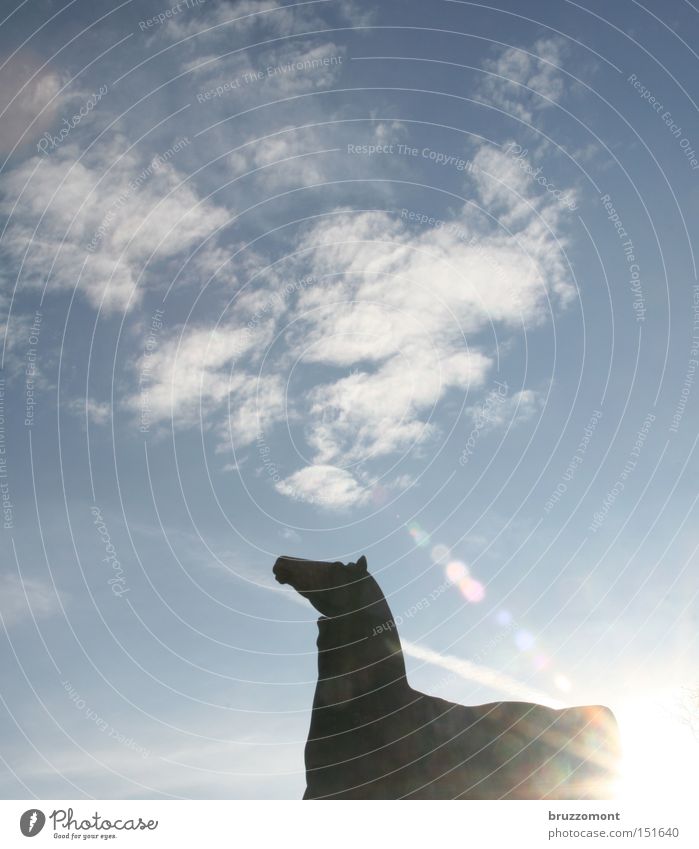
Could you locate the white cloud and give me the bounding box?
[188,39,345,100]
[127,316,287,447]
[228,127,331,190]
[0,311,45,381]
[228,118,406,194]
[465,387,542,433]
[259,142,572,507]
[160,0,315,42]
[0,137,230,311]
[135,324,259,423]
[160,0,372,44]
[478,37,567,123]
[275,464,372,510]
[221,373,286,447]
[86,32,579,510]
[129,132,572,509]
[304,347,491,465]
[0,574,61,629]
[68,398,112,425]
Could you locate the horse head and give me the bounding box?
[273,554,373,618]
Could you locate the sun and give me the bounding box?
[613,693,699,801]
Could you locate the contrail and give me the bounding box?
[402,640,564,708]
[274,581,563,706]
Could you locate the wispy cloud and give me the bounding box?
[158,0,372,44]
[52,29,583,512]
[465,386,543,433]
[477,37,568,124]
[186,39,346,101]
[265,140,572,506]
[129,131,573,509]
[0,574,61,629]
[68,398,112,426]
[0,136,229,311]
[403,639,563,708]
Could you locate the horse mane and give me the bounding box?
[316,572,395,638]
[315,572,409,686]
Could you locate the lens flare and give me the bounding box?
[533,653,550,671]
[515,630,535,652]
[459,575,485,603]
[446,560,468,583]
[408,522,430,547]
[431,543,450,563]
[495,609,512,627]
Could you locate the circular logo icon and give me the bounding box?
[20,809,46,837]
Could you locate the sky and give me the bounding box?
[0,0,698,800]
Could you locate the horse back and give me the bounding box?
[412,697,620,799]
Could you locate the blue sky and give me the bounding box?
[1,0,698,799]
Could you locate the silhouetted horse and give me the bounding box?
[273,554,620,799]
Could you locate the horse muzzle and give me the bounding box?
[273,557,295,585]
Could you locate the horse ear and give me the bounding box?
[356,555,368,572]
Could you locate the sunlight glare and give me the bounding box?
[614,694,699,801]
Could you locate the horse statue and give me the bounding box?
[273,554,620,799]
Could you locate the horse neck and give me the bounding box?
[315,576,409,695]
